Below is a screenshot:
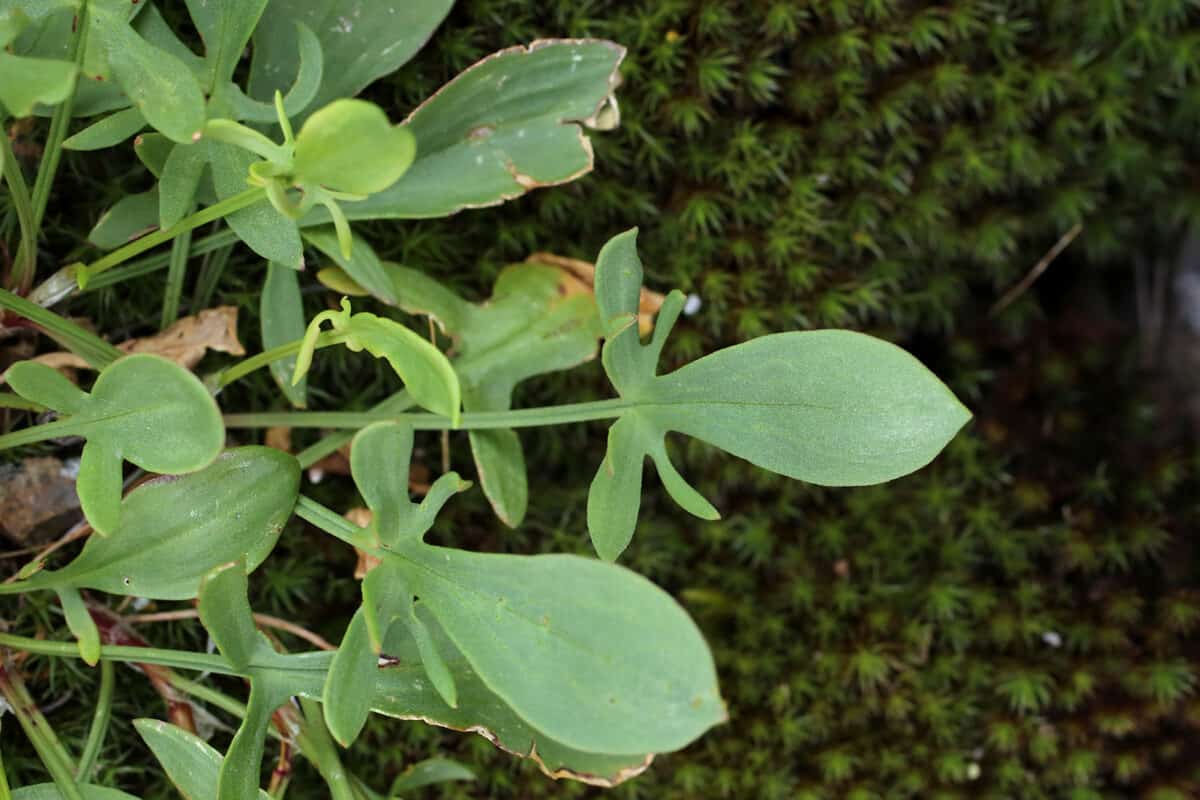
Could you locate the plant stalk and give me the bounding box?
[0,663,83,800]
[75,658,115,780]
[75,187,265,287]
[1,123,38,292]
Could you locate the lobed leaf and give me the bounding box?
[6,355,224,535]
[387,261,602,526]
[586,229,971,559]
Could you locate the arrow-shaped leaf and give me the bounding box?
[585,229,973,560]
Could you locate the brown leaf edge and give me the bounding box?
[401,38,628,214]
[376,711,654,787]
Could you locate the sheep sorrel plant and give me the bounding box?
[0,1,970,797]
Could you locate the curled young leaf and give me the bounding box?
[5,355,224,535]
[3,447,299,599]
[293,300,461,424]
[586,229,972,560]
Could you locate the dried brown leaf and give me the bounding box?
[526,252,664,335]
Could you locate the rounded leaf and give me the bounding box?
[293,99,416,195]
[399,546,726,755]
[32,447,300,599]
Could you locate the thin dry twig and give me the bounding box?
[125,609,336,652]
[990,223,1083,316]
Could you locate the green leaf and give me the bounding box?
[389,759,474,794]
[292,99,416,195]
[370,613,655,787]
[198,560,261,671]
[158,142,206,228]
[134,133,173,178]
[135,719,271,800]
[6,355,224,535]
[57,586,100,666]
[0,51,77,117]
[63,107,147,150]
[388,261,601,526]
[208,141,303,268]
[13,447,298,599]
[340,40,624,220]
[227,22,323,123]
[12,785,140,800]
[586,229,972,560]
[349,423,467,548]
[303,228,396,305]
[294,302,461,424]
[183,0,268,89]
[248,0,453,115]
[88,190,159,251]
[91,6,206,144]
[322,606,376,747]
[261,262,307,407]
[193,560,325,800]
[394,544,725,755]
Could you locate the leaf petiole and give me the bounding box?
[224,398,629,432]
[74,187,266,288]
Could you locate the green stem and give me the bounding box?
[192,228,236,309]
[75,658,114,781]
[28,0,90,233]
[26,229,240,308]
[295,496,373,549]
[0,286,122,368]
[0,417,91,452]
[1,123,38,292]
[76,187,264,287]
[297,697,357,800]
[0,392,47,412]
[0,735,11,800]
[0,665,83,800]
[0,633,237,674]
[217,330,350,389]
[224,398,628,432]
[160,224,193,329]
[295,391,413,469]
